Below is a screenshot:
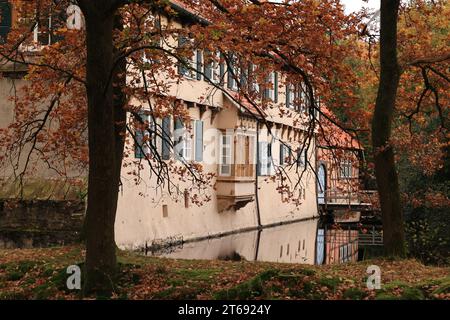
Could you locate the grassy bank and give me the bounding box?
[0,245,448,300]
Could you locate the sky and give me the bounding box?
[340,0,380,14]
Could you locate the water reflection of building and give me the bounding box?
[150,219,318,265]
[324,228,359,264]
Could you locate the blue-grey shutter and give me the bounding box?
[162,116,171,160]
[0,2,11,44]
[51,6,67,43]
[227,59,234,89]
[204,51,212,81]
[196,50,202,80]
[178,36,187,75]
[174,118,184,159]
[257,141,263,176]
[263,73,268,99]
[304,149,308,168]
[280,144,285,166]
[134,113,149,159]
[135,130,144,159]
[297,149,304,167]
[194,120,203,161]
[274,72,278,103]
[264,87,269,99]
[267,143,272,173]
[285,85,290,108]
[240,68,247,89]
[219,53,225,86]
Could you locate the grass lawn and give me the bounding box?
[0,245,448,300]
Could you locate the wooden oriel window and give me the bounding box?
[235,133,255,177]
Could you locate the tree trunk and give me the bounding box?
[372,0,405,257]
[82,4,121,295]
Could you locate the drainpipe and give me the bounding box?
[255,120,262,228]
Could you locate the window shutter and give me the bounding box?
[135,130,144,159]
[51,5,68,43]
[219,53,225,86]
[258,142,269,176]
[296,149,303,167]
[274,72,278,103]
[178,36,187,75]
[134,113,149,159]
[162,116,171,160]
[264,87,270,100]
[0,2,11,44]
[257,142,262,176]
[204,51,212,81]
[263,73,270,99]
[267,143,272,173]
[304,149,308,168]
[285,85,290,108]
[240,68,248,89]
[280,144,285,166]
[194,120,203,162]
[227,61,234,89]
[196,50,202,80]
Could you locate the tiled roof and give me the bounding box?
[224,91,267,119]
[319,107,362,150]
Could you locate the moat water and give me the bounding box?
[145,218,331,265]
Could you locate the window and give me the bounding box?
[249,64,260,94]
[161,116,172,160]
[219,134,232,176]
[178,36,198,79]
[204,51,222,84]
[182,122,193,160]
[299,82,310,114]
[227,55,239,91]
[235,133,255,177]
[286,84,296,109]
[174,119,195,161]
[340,161,352,178]
[33,6,67,46]
[286,82,309,112]
[263,72,278,102]
[296,148,308,168]
[258,141,272,176]
[134,113,150,159]
[279,143,292,166]
[143,15,162,64]
[0,1,11,43]
[134,113,161,159]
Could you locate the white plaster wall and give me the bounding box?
[115,102,319,249]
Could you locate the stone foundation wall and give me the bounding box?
[0,199,85,248]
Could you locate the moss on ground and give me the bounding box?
[0,245,448,300]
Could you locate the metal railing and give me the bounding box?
[358,226,383,246]
[321,189,380,208]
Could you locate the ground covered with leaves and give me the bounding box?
[0,245,448,300]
